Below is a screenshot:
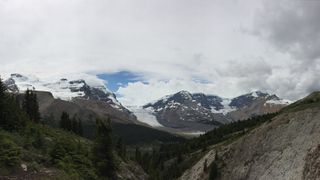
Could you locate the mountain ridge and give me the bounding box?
[140,90,291,132]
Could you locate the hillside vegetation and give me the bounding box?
[134,112,278,179]
[180,91,320,180]
[0,78,147,180]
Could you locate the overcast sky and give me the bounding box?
[1,0,320,106]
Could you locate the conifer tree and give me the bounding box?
[0,78,6,121]
[78,119,83,136]
[92,118,117,177]
[71,115,78,133]
[135,147,141,163]
[23,89,32,119]
[23,89,40,123]
[31,91,41,123]
[209,161,219,180]
[60,111,71,131]
[116,138,126,159]
[0,77,26,131]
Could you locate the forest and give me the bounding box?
[0,77,277,179]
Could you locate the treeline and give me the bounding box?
[59,111,83,136]
[0,78,122,179]
[134,112,278,179]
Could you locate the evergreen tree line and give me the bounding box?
[0,77,120,179]
[0,79,37,131]
[59,111,83,136]
[134,112,278,179]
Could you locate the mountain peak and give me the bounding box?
[3,73,123,106]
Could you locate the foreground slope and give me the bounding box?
[181,91,320,180]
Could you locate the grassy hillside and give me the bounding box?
[280,91,320,113]
[0,122,96,179]
[0,79,148,179]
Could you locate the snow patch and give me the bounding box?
[251,91,258,98]
[211,99,237,115]
[128,106,163,127]
[266,99,292,105]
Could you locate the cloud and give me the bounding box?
[254,0,320,61]
[0,0,320,105]
[251,0,320,100]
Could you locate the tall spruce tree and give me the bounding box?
[31,91,41,123]
[23,89,40,123]
[60,111,71,131]
[71,115,78,133]
[23,89,32,119]
[0,78,6,121]
[78,119,83,136]
[0,77,26,131]
[116,138,126,159]
[92,118,117,177]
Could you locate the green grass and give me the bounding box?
[0,122,97,179]
[280,91,320,113]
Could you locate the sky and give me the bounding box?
[1,0,320,106]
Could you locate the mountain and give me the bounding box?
[5,73,123,109]
[141,90,291,132]
[3,73,185,144]
[142,91,229,132]
[179,91,320,180]
[4,73,137,123]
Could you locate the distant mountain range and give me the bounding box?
[3,73,185,143]
[4,73,292,134]
[139,90,291,132]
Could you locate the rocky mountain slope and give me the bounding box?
[180,91,320,180]
[3,74,185,144]
[4,73,137,124]
[142,90,290,132]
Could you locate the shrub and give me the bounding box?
[0,135,21,167]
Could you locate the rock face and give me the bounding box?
[180,149,217,180]
[142,90,290,132]
[303,145,320,180]
[179,92,320,180]
[212,92,320,180]
[143,91,228,132]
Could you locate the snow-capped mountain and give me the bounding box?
[5,73,123,109]
[140,90,291,131]
[3,73,140,125]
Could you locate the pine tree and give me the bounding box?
[31,91,41,123]
[135,147,141,163]
[0,78,6,122]
[60,111,70,131]
[78,119,83,136]
[209,161,219,180]
[71,115,78,133]
[116,138,126,159]
[22,89,40,123]
[23,89,32,119]
[0,78,26,131]
[92,118,117,177]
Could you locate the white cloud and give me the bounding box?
[0,0,319,106]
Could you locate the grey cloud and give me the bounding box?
[217,59,272,78]
[255,0,320,61]
[251,0,320,100]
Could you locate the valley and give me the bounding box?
[1,73,320,180]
